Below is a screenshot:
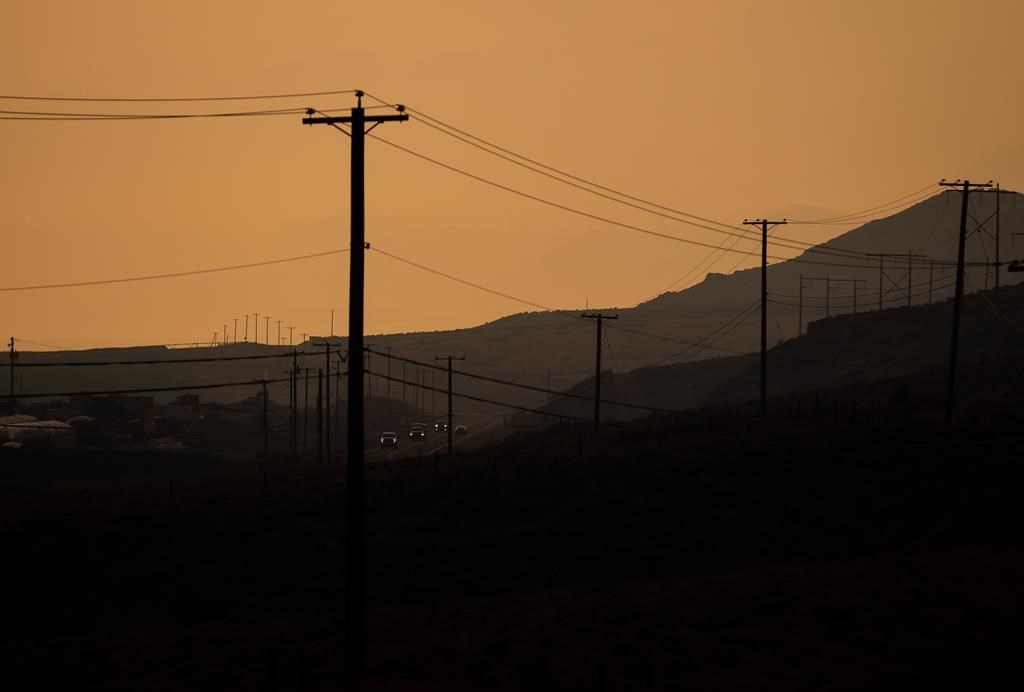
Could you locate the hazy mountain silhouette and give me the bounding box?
[16,192,1024,417]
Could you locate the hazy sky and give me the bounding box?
[2,0,1021,349]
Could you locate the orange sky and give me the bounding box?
[2,0,1022,349]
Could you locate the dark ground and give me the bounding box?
[1,408,1021,691]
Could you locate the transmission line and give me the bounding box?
[0,249,348,292]
[0,88,357,103]
[365,93,934,261]
[16,349,344,368]
[16,376,292,400]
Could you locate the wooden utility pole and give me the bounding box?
[303,92,407,681]
[291,350,299,453]
[8,337,17,414]
[323,341,331,459]
[435,355,466,456]
[581,312,619,435]
[317,369,323,466]
[303,367,310,450]
[978,183,1015,301]
[798,275,805,336]
[742,218,787,417]
[264,316,271,346]
[940,178,992,432]
[262,379,268,452]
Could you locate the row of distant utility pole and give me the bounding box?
[262,344,346,464]
[750,180,1018,431]
[209,309,342,347]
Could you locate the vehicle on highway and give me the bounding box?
[409,423,426,440]
[434,420,448,433]
[454,424,468,436]
[379,432,399,449]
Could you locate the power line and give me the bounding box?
[371,247,553,311]
[368,133,884,269]
[15,375,292,400]
[369,368,653,422]
[371,245,764,358]
[0,249,348,292]
[406,113,877,260]
[965,274,1024,336]
[0,88,358,103]
[367,95,934,260]
[767,277,958,308]
[787,184,942,223]
[15,349,344,368]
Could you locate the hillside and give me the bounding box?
[3,373,1021,690]
[13,192,1023,416]
[544,281,1024,421]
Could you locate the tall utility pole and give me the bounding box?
[742,218,787,417]
[223,324,228,346]
[233,318,238,344]
[798,274,805,336]
[581,312,619,436]
[304,93,407,682]
[8,337,16,414]
[276,320,283,347]
[435,355,466,456]
[291,350,299,453]
[244,314,250,342]
[255,313,260,342]
[264,316,271,346]
[262,380,269,452]
[304,367,311,450]
[979,183,1015,302]
[940,178,992,432]
[317,369,324,466]
[323,341,331,460]
[386,346,392,400]
[873,254,885,310]
[288,326,295,346]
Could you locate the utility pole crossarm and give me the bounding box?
[303,113,410,126]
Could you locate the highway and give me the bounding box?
[366,417,506,463]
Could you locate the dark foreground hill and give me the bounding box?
[2,375,1022,690]
[546,281,1024,421]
